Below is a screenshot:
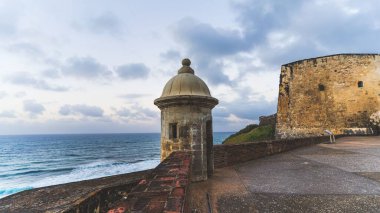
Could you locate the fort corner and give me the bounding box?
[154,58,218,181]
[276,54,380,139]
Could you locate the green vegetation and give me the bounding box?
[223,124,275,145]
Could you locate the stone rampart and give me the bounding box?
[0,152,192,213]
[276,54,380,138]
[214,136,337,168]
[107,151,192,213]
[0,170,150,212]
[259,114,276,126]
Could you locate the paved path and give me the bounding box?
[189,136,380,213]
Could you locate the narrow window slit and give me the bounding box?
[169,123,177,139]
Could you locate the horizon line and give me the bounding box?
[0,131,235,137]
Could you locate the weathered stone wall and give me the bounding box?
[276,54,380,139]
[108,151,192,213]
[0,170,150,213]
[0,151,193,213]
[214,136,337,168]
[160,103,213,182]
[259,114,277,126]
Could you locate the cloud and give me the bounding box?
[61,56,111,79]
[212,84,277,131]
[231,0,380,64]
[225,113,253,123]
[116,106,158,121]
[0,110,16,118]
[0,91,7,99]
[14,91,26,98]
[42,69,60,79]
[75,11,123,36]
[7,72,68,92]
[59,104,104,117]
[115,63,150,80]
[7,42,44,57]
[118,93,150,99]
[160,50,182,61]
[213,99,276,131]
[173,18,248,85]
[195,59,231,85]
[175,18,249,56]
[0,8,19,37]
[214,97,276,121]
[23,100,45,116]
[166,0,380,131]
[0,118,159,135]
[172,0,380,87]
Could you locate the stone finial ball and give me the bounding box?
[182,58,191,66]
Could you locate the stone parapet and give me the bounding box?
[154,95,218,109]
[0,170,150,213]
[259,114,276,126]
[0,151,193,213]
[107,151,192,213]
[214,136,340,168]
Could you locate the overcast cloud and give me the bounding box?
[61,56,112,79]
[0,110,16,118]
[23,100,45,116]
[75,11,124,36]
[0,0,379,134]
[59,104,104,117]
[116,63,150,80]
[7,72,69,92]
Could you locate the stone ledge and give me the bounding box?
[107,151,192,213]
[0,170,150,213]
[214,136,343,168]
[282,53,380,67]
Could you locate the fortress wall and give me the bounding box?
[0,170,149,212]
[108,151,192,213]
[0,152,193,213]
[276,54,380,139]
[0,151,192,213]
[213,136,336,168]
[259,114,277,126]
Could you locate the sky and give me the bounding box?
[0,0,379,134]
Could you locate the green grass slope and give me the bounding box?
[223,124,275,145]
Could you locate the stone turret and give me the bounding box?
[154,58,218,181]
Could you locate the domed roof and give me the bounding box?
[159,59,212,98]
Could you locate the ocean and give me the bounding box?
[0,132,232,199]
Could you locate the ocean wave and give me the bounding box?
[0,187,34,198]
[0,159,160,199]
[0,168,73,178]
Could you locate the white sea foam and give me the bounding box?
[0,187,34,198]
[0,159,160,199]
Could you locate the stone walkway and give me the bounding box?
[189,136,380,213]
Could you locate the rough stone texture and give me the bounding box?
[0,170,150,213]
[259,113,276,126]
[276,54,380,139]
[107,151,192,213]
[156,102,215,182]
[213,135,336,168]
[0,151,193,213]
[154,59,218,182]
[189,136,380,213]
